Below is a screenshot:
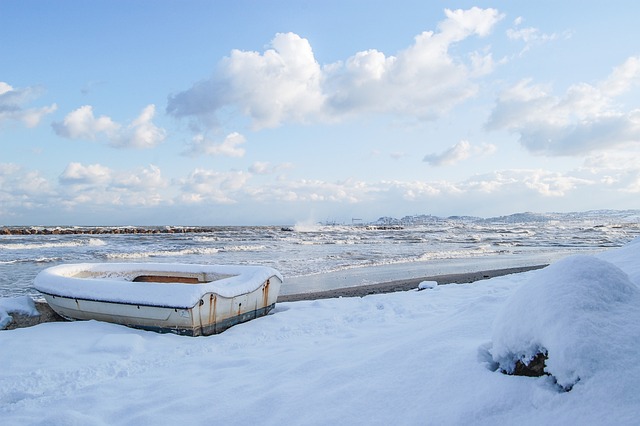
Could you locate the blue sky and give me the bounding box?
[1,1,639,225]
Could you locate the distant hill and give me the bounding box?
[372,210,640,226]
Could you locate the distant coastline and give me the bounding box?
[3,209,639,236]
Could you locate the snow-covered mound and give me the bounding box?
[597,236,640,284]
[0,296,39,329]
[490,253,640,389]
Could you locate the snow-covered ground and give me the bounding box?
[1,239,639,425]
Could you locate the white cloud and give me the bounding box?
[581,147,640,193]
[0,82,57,128]
[53,104,166,148]
[2,158,637,222]
[506,17,569,56]
[423,140,496,166]
[249,161,273,175]
[57,163,169,208]
[440,7,503,39]
[487,56,640,156]
[0,163,54,216]
[248,161,292,175]
[463,169,592,197]
[52,105,119,140]
[168,32,324,130]
[167,8,504,130]
[183,132,246,157]
[379,180,449,200]
[177,169,251,204]
[59,162,112,185]
[114,105,167,149]
[324,7,503,119]
[113,165,167,190]
[599,56,640,97]
[522,171,589,197]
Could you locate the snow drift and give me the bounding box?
[489,254,639,389]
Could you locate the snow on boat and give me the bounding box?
[34,263,283,336]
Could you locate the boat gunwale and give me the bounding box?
[34,263,283,307]
[39,290,199,310]
[39,273,281,310]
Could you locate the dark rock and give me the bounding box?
[507,352,548,377]
[4,301,66,330]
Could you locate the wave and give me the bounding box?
[0,257,63,264]
[105,247,222,260]
[0,238,106,251]
[191,236,220,242]
[418,245,497,261]
[219,245,267,252]
[105,244,269,260]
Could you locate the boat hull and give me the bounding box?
[35,263,282,336]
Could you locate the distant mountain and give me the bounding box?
[372,210,640,226]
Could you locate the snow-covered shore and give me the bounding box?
[1,239,639,425]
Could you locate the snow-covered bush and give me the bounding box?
[490,254,639,390]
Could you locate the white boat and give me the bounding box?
[34,263,283,336]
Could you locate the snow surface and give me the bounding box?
[1,239,639,425]
[33,263,283,307]
[489,255,638,390]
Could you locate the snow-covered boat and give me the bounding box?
[34,263,283,336]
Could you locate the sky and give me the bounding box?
[1,1,640,226]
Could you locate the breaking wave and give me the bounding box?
[0,238,106,251]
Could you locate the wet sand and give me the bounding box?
[277,264,546,302]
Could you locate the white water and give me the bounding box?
[2,211,639,298]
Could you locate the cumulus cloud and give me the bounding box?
[112,165,167,190]
[486,56,640,156]
[177,169,251,204]
[168,32,324,130]
[0,163,54,215]
[423,140,496,166]
[59,162,112,185]
[3,158,636,221]
[167,7,504,130]
[463,169,592,197]
[57,163,169,208]
[183,132,246,157]
[114,105,167,149]
[0,163,52,196]
[0,82,57,128]
[52,105,119,140]
[53,104,166,148]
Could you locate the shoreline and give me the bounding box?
[5,264,547,330]
[277,264,546,302]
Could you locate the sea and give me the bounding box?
[2,210,639,299]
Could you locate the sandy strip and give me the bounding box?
[277,264,546,302]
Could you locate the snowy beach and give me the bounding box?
[1,236,640,425]
[5,1,640,422]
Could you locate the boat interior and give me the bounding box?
[72,270,236,284]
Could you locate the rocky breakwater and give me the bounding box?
[1,226,222,235]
